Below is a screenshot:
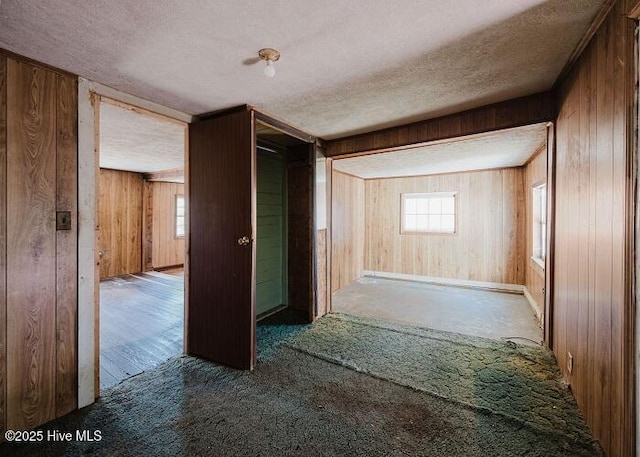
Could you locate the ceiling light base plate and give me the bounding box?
[259,48,280,62]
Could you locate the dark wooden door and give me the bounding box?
[188,109,256,370]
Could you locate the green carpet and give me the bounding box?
[0,312,602,457]
[287,313,595,448]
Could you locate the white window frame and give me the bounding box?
[175,194,185,239]
[400,192,457,235]
[532,183,547,268]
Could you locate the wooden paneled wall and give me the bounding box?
[552,0,635,455]
[316,229,328,316]
[151,181,185,269]
[365,169,525,285]
[98,169,143,279]
[0,53,6,439]
[0,55,78,433]
[287,144,315,316]
[326,91,556,157]
[524,150,546,322]
[331,171,365,292]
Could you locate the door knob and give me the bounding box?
[237,236,251,246]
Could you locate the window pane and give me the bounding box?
[176,210,185,236]
[402,192,456,234]
[442,215,455,232]
[405,197,417,214]
[416,198,428,214]
[405,215,417,231]
[428,215,442,231]
[428,197,441,215]
[441,197,455,214]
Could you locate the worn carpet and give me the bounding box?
[1,312,602,457]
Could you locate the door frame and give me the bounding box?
[77,79,191,407]
[254,110,319,322]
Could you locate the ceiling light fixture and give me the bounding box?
[258,48,280,78]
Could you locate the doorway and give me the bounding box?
[329,123,552,346]
[96,97,188,390]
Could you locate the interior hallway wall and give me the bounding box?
[331,170,365,292]
[523,149,547,322]
[151,181,185,269]
[552,1,635,455]
[0,53,78,434]
[98,168,143,279]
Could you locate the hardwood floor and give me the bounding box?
[100,271,184,389]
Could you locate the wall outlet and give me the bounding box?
[567,352,574,374]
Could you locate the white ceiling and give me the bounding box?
[0,1,603,139]
[99,102,185,173]
[332,123,547,179]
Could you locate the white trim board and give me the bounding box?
[77,78,97,408]
[77,78,192,408]
[362,271,524,293]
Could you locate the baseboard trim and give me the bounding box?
[362,271,524,294]
[523,286,544,325]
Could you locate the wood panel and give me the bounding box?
[55,73,77,417]
[331,171,365,292]
[98,169,143,279]
[316,229,327,317]
[326,91,556,157]
[524,149,547,321]
[6,58,57,429]
[287,144,315,318]
[188,109,256,370]
[0,54,6,438]
[364,168,525,285]
[142,181,153,271]
[553,1,635,455]
[151,181,185,269]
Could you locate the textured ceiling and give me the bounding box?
[99,102,185,173]
[332,124,547,179]
[0,1,602,139]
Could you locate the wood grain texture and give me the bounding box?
[55,73,77,417]
[316,229,327,317]
[188,110,256,370]
[325,158,333,311]
[553,1,635,454]
[6,58,57,429]
[98,169,143,279]
[0,55,6,438]
[151,182,184,269]
[326,91,556,157]
[142,181,153,271]
[331,171,365,292]
[287,144,315,318]
[524,149,546,321]
[364,168,525,285]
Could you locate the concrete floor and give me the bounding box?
[333,277,543,346]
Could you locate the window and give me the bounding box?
[175,195,185,238]
[401,192,457,234]
[532,183,546,266]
